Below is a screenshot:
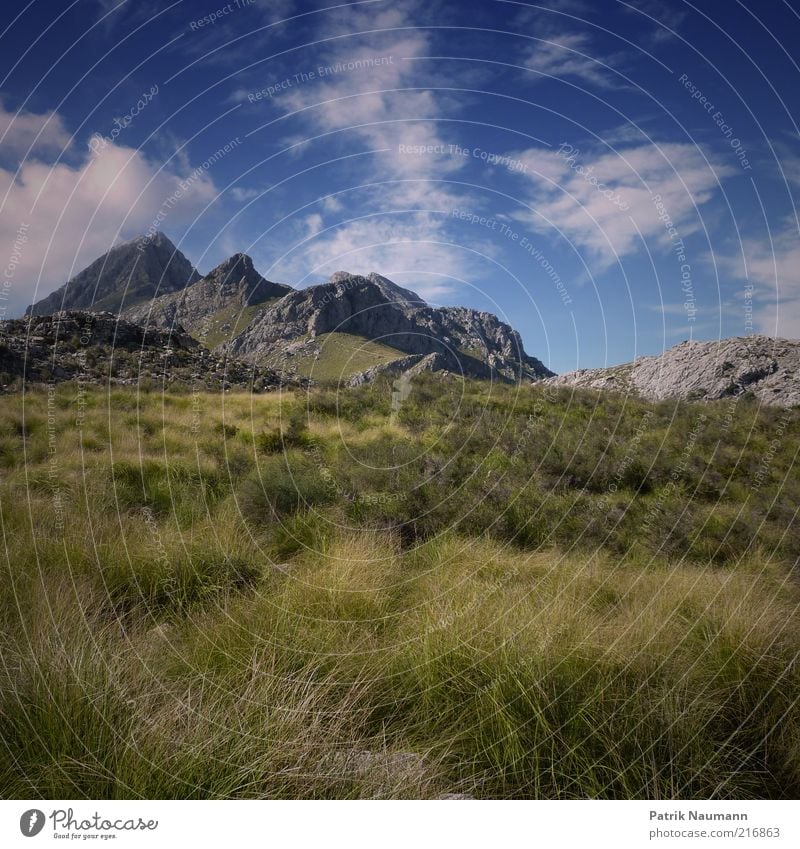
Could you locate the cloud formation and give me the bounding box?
[509,141,730,267]
[258,0,476,295]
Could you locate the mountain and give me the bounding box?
[222,271,554,383]
[547,335,800,407]
[27,232,199,316]
[0,311,293,392]
[123,253,293,346]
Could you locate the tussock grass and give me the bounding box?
[0,381,798,798]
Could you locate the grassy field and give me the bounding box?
[0,376,798,799]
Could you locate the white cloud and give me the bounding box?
[272,212,496,301]
[0,103,72,160]
[523,31,620,87]
[509,141,730,267]
[257,0,476,291]
[229,186,260,201]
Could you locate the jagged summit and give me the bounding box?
[328,270,427,311]
[28,232,199,316]
[199,253,291,305]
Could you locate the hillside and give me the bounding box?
[223,271,553,383]
[0,311,293,392]
[548,335,800,407]
[123,253,293,347]
[27,232,200,316]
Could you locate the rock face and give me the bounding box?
[547,335,800,407]
[223,271,553,382]
[27,233,200,316]
[0,311,293,392]
[123,253,293,336]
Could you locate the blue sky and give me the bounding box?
[1,0,799,373]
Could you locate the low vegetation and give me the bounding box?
[1,376,798,798]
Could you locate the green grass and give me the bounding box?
[0,378,798,799]
[196,302,273,349]
[265,331,408,381]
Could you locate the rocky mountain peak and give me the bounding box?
[28,232,199,316]
[122,252,293,335]
[202,253,283,304]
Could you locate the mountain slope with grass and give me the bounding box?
[548,335,800,407]
[123,253,293,346]
[223,271,554,383]
[27,232,200,316]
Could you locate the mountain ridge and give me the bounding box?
[122,253,293,344]
[22,233,800,404]
[221,271,554,383]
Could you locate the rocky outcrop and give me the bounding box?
[123,253,292,335]
[0,311,294,392]
[223,271,553,382]
[547,335,800,407]
[27,233,199,316]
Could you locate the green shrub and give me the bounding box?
[239,451,337,520]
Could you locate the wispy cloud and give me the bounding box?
[509,141,731,267]
[248,0,478,294]
[523,31,622,87]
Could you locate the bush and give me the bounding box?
[239,451,337,520]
